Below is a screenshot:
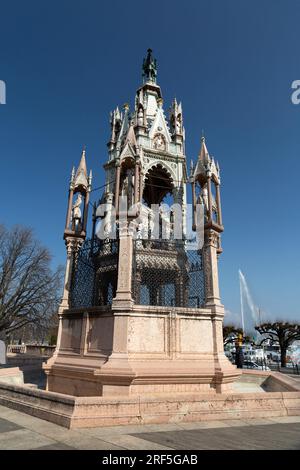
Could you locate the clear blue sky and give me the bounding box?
[0,0,299,323]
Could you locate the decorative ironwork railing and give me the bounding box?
[70,238,118,309]
[132,239,205,308]
[70,236,205,310]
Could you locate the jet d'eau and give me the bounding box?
[239,269,263,337]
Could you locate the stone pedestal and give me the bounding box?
[44,303,239,397]
[45,213,239,398]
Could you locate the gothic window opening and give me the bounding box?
[143,164,173,207]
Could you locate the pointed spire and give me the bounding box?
[74,148,89,189]
[142,48,157,84]
[109,110,116,143]
[125,121,137,148]
[117,103,130,146]
[199,136,210,164]
[193,137,220,184]
[169,97,183,137]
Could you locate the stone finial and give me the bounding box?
[142,48,157,84]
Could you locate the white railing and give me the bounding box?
[6,344,27,354]
[6,344,55,356]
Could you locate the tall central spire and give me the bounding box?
[142,48,157,84]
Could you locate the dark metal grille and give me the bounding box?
[132,239,205,308]
[70,238,118,308]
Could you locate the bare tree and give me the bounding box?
[0,225,62,342]
[10,311,59,345]
[255,322,300,367]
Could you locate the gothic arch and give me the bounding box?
[142,163,174,206]
[144,160,176,186]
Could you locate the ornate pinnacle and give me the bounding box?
[70,166,75,189]
[142,48,157,84]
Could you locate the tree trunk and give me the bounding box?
[281,346,287,368]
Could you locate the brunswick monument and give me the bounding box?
[44,49,239,396]
[1,51,299,429]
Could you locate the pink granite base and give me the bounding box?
[0,370,299,429]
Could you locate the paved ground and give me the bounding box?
[231,381,265,393]
[0,405,300,450]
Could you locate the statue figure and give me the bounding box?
[159,205,171,240]
[199,185,217,221]
[72,193,83,230]
[142,49,157,83]
[136,204,150,242]
[138,107,144,126]
[200,186,209,217]
[153,133,165,150]
[122,168,134,208]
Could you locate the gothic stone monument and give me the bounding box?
[44,49,239,396]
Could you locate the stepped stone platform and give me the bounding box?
[0,368,299,429]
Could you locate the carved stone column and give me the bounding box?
[215,182,223,226]
[203,229,221,306]
[65,188,74,230]
[59,239,74,310]
[139,170,144,203]
[60,237,84,311]
[112,224,134,310]
[191,180,196,231]
[206,176,213,222]
[115,161,121,215]
[50,236,84,377]
[82,190,90,233]
[134,160,140,204]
